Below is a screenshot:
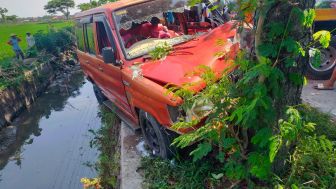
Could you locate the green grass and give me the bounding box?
[0,21,73,60]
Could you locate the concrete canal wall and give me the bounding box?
[0,62,55,128]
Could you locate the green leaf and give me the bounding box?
[216,151,225,163]
[221,137,236,149]
[224,159,247,180]
[303,9,316,27]
[285,57,296,68]
[251,128,272,148]
[211,173,224,180]
[248,152,271,180]
[283,37,297,53]
[313,30,331,48]
[291,184,299,189]
[258,43,278,58]
[269,136,283,162]
[289,73,304,86]
[292,7,305,25]
[190,142,212,162]
[267,22,285,38]
[309,48,321,68]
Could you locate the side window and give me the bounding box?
[84,23,96,55]
[95,22,112,55]
[75,21,85,51]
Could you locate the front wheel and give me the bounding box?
[139,110,177,159]
[307,45,336,80]
[93,83,107,105]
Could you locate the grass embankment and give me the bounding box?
[0,21,73,60]
[82,107,121,189]
[141,105,336,189]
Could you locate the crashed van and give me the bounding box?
[74,0,237,158]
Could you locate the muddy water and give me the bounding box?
[0,72,101,189]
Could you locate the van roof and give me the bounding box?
[74,0,148,18]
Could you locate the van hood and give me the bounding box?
[138,22,238,88]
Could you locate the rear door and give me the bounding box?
[76,16,104,87]
[92,14,133,115]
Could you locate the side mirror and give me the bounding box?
[102,47,120,66]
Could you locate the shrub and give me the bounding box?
[34,26,76,56]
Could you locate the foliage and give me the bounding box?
[44,0,75,19]
[282,135,336,188]
[149,42,173,61]
[158,0,336,188]
[298,105,336,140]
[34,26,76,56]
[0,59,27,91]
[143,106,336,189]
[77,0,118,11]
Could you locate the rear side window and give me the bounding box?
[75,21,85,51]
[84,23,96,55]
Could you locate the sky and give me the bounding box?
[0,0,90,18]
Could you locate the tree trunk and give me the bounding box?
[66,7,69,20]
[259,0,315,175]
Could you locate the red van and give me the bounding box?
[74,0,238,158]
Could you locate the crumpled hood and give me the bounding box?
[140,22,238,87]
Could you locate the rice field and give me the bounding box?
[0,21,73,60]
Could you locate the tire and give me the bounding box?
[307,41,336,80]
[139,110,177,159]
[93,83,107,105]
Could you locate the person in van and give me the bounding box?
[7,34,24,60]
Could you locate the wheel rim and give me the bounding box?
[310,46,336,72]
[143,119,160,155]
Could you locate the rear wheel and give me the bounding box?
[139,110,177,159]
[93,84,107,105]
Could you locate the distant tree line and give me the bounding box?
[0,7,18,23]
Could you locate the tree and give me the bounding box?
[77,1,98,11]
[77,0,117,11]
[6,15,17,23]
[0,7,8,23]
[44,0,75,20]
[170,0,328,187]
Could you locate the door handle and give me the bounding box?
[98,67,103,72]
[85,60,90,64]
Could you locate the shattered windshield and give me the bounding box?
[113,0,220,59]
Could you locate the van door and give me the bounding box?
[77,16,104,87]
[93,15,133,116]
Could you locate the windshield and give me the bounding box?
[113,0,223,59]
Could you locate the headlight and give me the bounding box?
[167,105,185,123]
[185,98,213,122]
[168,98,214,123]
